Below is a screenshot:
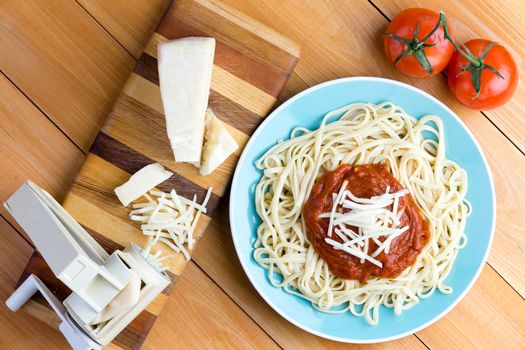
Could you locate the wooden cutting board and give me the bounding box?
[16,0,299,348]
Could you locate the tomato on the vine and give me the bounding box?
[447,39,518,110]
[384,8,455,78]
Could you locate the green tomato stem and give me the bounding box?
[439,12,482,67]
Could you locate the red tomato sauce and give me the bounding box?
[303,164,430,282]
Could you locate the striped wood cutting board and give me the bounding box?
[17,0,300,348]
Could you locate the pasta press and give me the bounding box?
[4,181,171,349]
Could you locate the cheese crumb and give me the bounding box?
[114,163,173,207]
[199,109,239,176]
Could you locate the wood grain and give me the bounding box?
[75,0,170,59]
[0,72,84,232]
[417,265,525,349]
[0,216,68,349]
[89,133,222,209]
[0,0,134,151]
[143,262,281,350]
[160,0,299,74]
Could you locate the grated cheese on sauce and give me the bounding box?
[321,186,409,268]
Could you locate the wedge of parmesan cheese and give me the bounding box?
[199,109,239,176]
[114,163,173,206]
[158,37,216,166]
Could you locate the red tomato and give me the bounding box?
[447,39,518,110]
[384,8,455,78]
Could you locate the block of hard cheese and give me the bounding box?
[158,37,216,166]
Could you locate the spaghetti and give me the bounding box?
[253,102,470,325]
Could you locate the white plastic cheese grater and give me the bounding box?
[4,181,171,349]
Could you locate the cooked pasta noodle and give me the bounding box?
[253,102,470,325]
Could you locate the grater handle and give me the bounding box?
[6,274,39,312]
[6,274,65,315]
[6,274,101,350]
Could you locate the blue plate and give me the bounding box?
[229,77,495,343]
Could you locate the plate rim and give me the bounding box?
[229,76,496,343]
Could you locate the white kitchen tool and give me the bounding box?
[4,181,171,349]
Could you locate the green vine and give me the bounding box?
[386,11,505,98]
[440,12,504,98]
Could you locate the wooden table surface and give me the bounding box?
[1,0,524,349]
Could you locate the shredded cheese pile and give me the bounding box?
[129,188,212,261]
[320,180,408,268]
